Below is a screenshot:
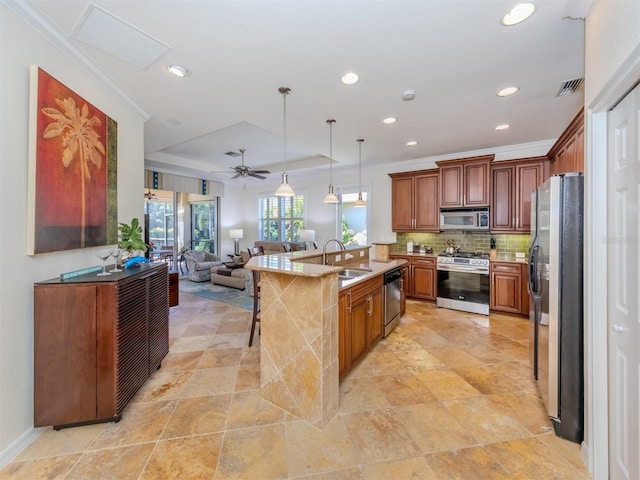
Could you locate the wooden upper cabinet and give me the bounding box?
[465,161,491,206]
[389,169,439,232]
[490,165,515,231]
[437,155,492,208]
[439,165,463,207]
[515,161,545,232]
[414,172,439,230]
[390,174,414,230]
[548,108,584,175]
[490,157,547,233]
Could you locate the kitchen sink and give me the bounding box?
[339,268,370,279]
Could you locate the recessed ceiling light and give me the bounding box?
[341,72,359,85]
[406,140,418,146]
[382,117,397,125]
[502,3,536,26]
[402,90,416,101]
[497,86,520,97]
[167,64,190,78]
[495,124,511,131]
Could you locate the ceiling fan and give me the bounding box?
[144,189,158,200]
[215,149,270,180]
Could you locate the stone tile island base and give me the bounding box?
[259,271,339,430]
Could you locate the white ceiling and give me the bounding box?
[22,0,586,185]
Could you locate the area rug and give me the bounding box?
[178,278,253,310]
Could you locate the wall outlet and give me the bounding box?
[515,252,525,258]
[335,254,341,262]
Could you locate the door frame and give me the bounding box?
[585,44,640,479]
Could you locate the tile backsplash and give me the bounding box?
[396,232,530,255]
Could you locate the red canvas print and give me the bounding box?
[28,67,117,254]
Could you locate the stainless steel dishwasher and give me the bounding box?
[383,267,403,337]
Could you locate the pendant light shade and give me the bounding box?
[354,138,367,207]
[323,119,339,204]
[275,87,295,197]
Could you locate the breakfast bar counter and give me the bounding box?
[246,247,405,429]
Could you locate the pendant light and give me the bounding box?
[323,118,339,204]
[275,86,295,197]
[354,138,366,207]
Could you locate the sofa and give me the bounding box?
[182,249,222,282]
[253,241,306,255]
[210,252,251,290]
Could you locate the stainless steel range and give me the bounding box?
[436,252,490,315]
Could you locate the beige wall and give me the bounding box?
[585,0,640,106]
[0,5,147,460]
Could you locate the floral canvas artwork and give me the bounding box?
[28,66,117,254]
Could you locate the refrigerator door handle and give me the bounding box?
[528,245,539,295]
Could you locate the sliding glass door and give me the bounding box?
[191,201,217,253]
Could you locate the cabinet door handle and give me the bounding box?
[347,291,352,312]
[367,295,373,315]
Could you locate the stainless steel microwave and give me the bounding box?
[440,208,490,231]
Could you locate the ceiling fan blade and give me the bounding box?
[249,172,267,180]
[251,169,271,174]
[230,173,241,179]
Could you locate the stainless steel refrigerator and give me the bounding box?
[528,173,584,443]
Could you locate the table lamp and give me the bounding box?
[229,229,243,256]
[299,229,316,250]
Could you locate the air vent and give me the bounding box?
[224,151,241,157]
[556,78,584,97]
[71,4,171,69]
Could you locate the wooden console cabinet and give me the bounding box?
[34,263,169,429]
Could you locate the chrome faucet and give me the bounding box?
[322,238,346,265]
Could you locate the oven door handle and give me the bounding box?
[437,265,489,274]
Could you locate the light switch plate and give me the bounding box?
[360,251,365,257]
[515,252,525,258]
[335,255,341,262]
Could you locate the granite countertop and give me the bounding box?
[389,251,438,258]
[492,253,528,264]
[245,250,407,290]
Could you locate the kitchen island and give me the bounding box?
[245,247,405,429]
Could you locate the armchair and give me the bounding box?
[182,250,222,282]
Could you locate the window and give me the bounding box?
[339,191,367,245]
[145,201,174,247]
[191,201,217,253]
[258,194,305,241]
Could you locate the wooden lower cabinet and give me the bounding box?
[400,267,407,314]
[389,255,436,301]
[411,257,436,300]
[338,275,384,380]
[349,295,369,368]
[34,263,169,428]
[490,261,529,316]
[338,291,349,380]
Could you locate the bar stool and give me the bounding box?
[248,246,264,347]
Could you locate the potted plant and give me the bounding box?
[117,217,148,262]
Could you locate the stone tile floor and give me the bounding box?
[1,293,591,479]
